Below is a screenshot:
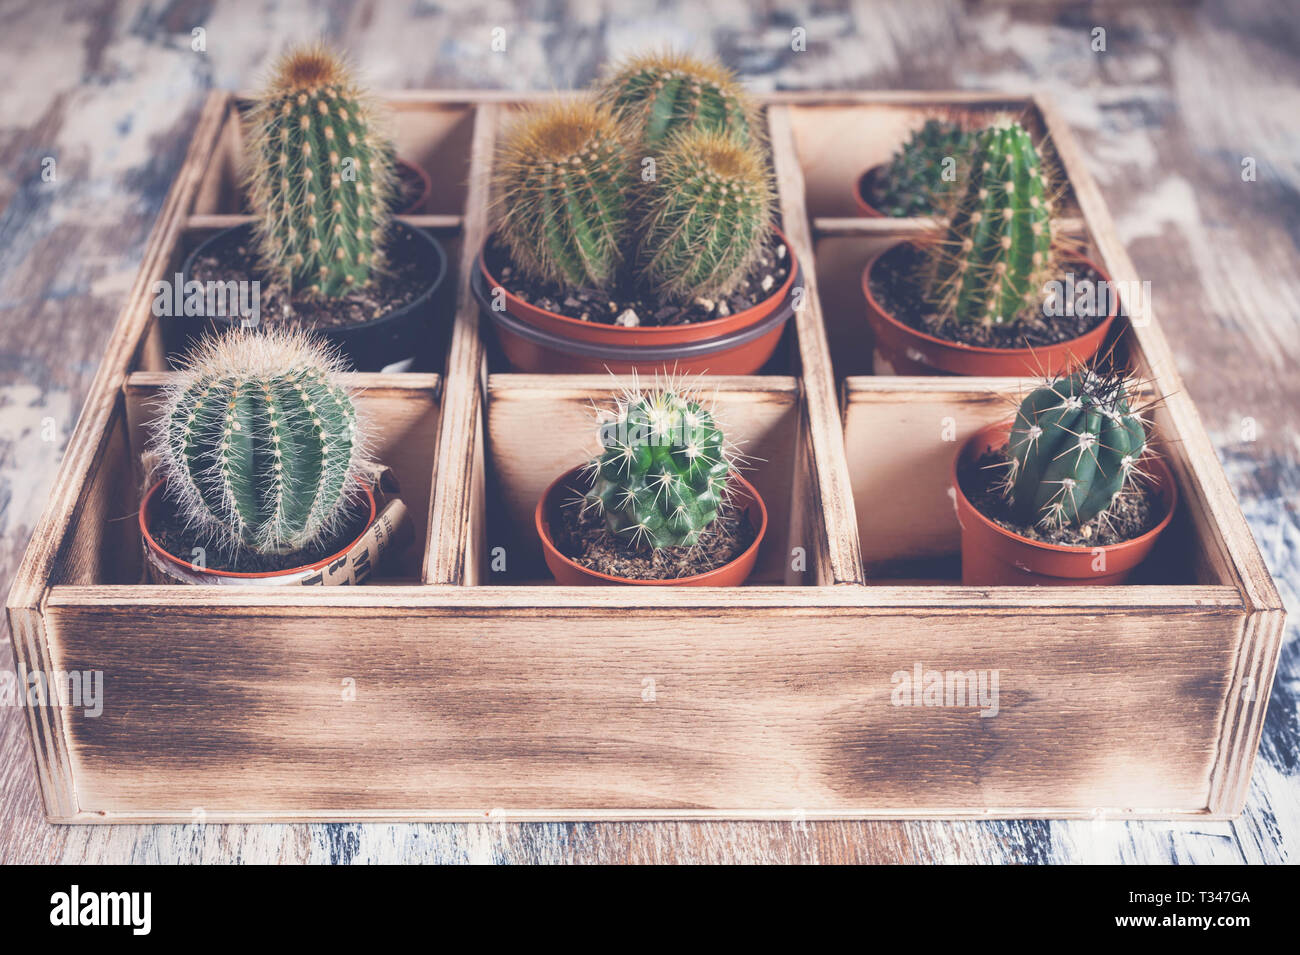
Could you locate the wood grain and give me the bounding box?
[0,0,1294,864]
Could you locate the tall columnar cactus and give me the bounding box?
[494,100,633,291]
[877,118,968,217]
[923,118,1054,326]
[245,44,393,297]
[637,129,773,301]
[596,51,757,148]
[154,329,366,555]
[585,385,735,549]
[1004,369,1148,527]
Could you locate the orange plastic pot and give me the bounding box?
[536,464,768,586]
[481,228,796,346]
[952,423,1177,586]
[862,245,1120,377]
[139,479,377,585]
[474,254,799,376]
[854,164,887,218]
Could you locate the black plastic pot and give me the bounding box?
[470,262,801,375]
[177,221,447,372]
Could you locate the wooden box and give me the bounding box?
[6,91,1283,823]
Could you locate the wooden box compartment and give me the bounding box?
[6,92,1284,823]
[474,375,809,586]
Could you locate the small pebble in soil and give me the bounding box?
[556,493,757,581]
[486,230,791,327]
[869,244,1111,349]
[615,308,640,327]
[959,446,1162,546]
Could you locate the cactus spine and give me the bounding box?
[924,118,1054,326]
[245,44,393,297]
[494,100,633,291]
[596,51,756,147]
[155,329,366,555]
[637,129,774,301]
[585,384,735,549]
[877,118,967,217]
[1005,369,1148,527]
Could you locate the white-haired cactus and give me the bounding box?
[924,118,1054,326]
[245,43,394,297]
[596,51,757,148]
[494,99,633,291]
[877,118,967,217]
[637,129,773,301]
[584,385,736,549]
[154,329,366,555]
[1005,369,1148,527]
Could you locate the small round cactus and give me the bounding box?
[876,118,967,217]
[1004,369,1148,527]
[154,329,367,555]
[595,50,758,148]
[493,99,633,291]
[923,117,1055,326]
[244,43,394,297]
[637,129,773,302]
[584,384,736,549]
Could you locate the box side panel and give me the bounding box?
[46,600,1241,818]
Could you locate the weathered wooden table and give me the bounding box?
[1,0,1294,863]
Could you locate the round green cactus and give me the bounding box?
[923,118,1054,326]
[637,129,773,302]
[876,118,967,217]
[155,329,366,555]
[1005,370,1147,528]
[596,50,757,148]
[245,44,394,298]
[585,385,735,549]
[494,99,633,291]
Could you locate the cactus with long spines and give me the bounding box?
[494,100,633,291]
[923,118,1055,326]
[154,329,367,555]
[1004,369,1148,528]
[584,384,736,549]
[596,50,757,148]
[636,129,773,301]
[876,118,967,217]
[245,43,394,298]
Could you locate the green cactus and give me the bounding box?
[244,43,394,298]
[596,50,757,148]
[584,385,735,549]
[1005,369,1148,528]
[494,99,633,291]
[636,129,773,302]
[876,118,967,217]
[154,329,366,555]
[923,118,1054,326]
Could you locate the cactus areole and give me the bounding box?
[586,389,732,549]
[596,51,756,147]
[245,45,394,298]
[151,330,368,557]
[1006,371,1146,528]
[924,119,1053,327]
[864,118,968,218]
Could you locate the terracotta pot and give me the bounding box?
[474,251,800,376]
[862,244,1120,377]
[952,423,1177,586]
[853,164,887,218]
[178,221,448,373]
[536,464,768,586]
[139,479,377,585]
[392,157,433,215]
[478,227,797,354]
